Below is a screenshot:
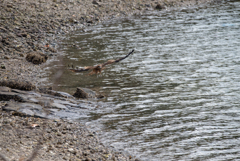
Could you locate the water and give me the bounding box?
[48,1,240,160]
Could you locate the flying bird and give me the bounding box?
[69,49,135,75]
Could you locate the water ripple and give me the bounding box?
[48,1,240,160]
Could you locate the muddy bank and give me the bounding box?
[0,0,222,160]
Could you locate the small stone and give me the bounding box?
[26,51,48,64]
[57,132,62,136]
[68,148,77,155]
[86,20,93,24]
[0,86,11,92]
[7,4,13,8]
[155,4,165,10]
[1,64,6,69]
[51,102,67,109]
[62,156,67,160]
[92,0,100,6]
[19,53,24,57]
[4,56,10,59]
[27,34,31,39]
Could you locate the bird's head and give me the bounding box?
[95,65,102,69]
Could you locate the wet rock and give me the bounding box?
[0,91,25,102]
[73,87,104,99]
[73,87,88,99]
[0,86,98,119]
[0,80,35,91]
[0,86,11,92]
[11,89,32,95]
[39,88,74,98]
[50,102,67,109]
[26,51,48,64]
[3,102,47,118]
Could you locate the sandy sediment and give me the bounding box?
[0,0,221,160]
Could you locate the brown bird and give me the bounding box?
[69,49,134,75]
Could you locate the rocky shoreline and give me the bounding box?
[0,0,221,160]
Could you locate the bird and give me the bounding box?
[69,49,134,75]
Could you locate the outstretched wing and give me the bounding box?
[102,49,135,67]
[68,49,135,74]
[69,66,93,72]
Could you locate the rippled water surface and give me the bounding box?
[49,1,240,160]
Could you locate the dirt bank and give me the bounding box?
[0,0,221,160]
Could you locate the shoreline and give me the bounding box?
[0,0,220,86]
[0,0,222,160]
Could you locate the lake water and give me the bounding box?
[47,1,240,160]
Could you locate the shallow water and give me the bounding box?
[48,1,240,160]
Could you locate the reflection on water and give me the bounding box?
[48,1,240,160]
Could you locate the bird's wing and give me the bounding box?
[69,49,134,73]
[69,66,93,72]
[102,49,135,67]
